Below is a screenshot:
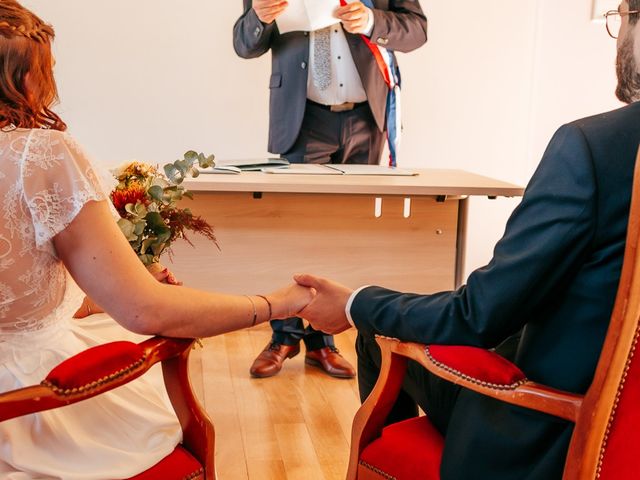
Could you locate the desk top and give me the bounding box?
[183,168,524,197]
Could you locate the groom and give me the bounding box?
[294,1,640,477]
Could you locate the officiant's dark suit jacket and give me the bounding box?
[232,0,427,154]
[352,101,640,479]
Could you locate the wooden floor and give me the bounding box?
[188,323,362,480]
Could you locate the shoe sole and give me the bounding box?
[250,347,301,378]
[304,357,356,379]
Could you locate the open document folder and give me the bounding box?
[276,0,341,33]
[263,164,419,176]
[198,158,289,174]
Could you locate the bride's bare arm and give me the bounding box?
[73,263,182,319]
[54,200,312,337]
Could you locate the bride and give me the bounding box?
[0,1,313,478]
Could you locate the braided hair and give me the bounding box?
[0,0,66,131]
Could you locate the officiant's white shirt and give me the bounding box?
[307,11,374,106]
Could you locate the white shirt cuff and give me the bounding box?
[345,285,371,327]
[363,7,375,37]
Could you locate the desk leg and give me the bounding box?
[455,197,469,288]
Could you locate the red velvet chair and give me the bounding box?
[0,336,215,480]
[348,152,640,480]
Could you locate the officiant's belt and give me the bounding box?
[307,100,368,113]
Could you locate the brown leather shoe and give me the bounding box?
[249,342,301,378]
[305,346,356,379]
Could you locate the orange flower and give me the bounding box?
[110,182,148,215]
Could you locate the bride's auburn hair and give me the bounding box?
[0,0,66,131]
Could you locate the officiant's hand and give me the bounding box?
[336,2,371,34]
[253,0,288,25]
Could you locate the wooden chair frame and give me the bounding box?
[0,336,216,480]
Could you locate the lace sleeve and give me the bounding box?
[20,129,117,254]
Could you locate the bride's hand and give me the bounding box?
[266,283,315,319]
[73,295,103,318]
[146,262,183,286]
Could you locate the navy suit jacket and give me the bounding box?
[233,0,427,154]
[351,102,640,479]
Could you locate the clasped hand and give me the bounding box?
[253,0,371,35]
[293,274,354,334]
[267,274,354,334]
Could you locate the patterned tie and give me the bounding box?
[313,26,332,90]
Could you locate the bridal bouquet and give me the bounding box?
[110,151,218,266]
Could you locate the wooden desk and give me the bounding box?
[169,169,523,295]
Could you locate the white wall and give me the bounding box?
[23,0,623,279]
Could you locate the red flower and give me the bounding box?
[110,182,148,216]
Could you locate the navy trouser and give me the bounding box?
[270,317,334,351]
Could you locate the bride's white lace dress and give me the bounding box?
[0,128,181,479]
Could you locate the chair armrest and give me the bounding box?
[379,336,584,423]
[0,336,215,479]
[0,336,192,417]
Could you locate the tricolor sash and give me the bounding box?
[340,0,401,166]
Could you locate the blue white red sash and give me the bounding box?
[340,0,401,166]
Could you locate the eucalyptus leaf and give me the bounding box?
[156,229,171,244]
[138,253,157,266]
[133,220,147,236]
[140,237,155,254]
[164,164,183,184]
[148,185,164,202]
[146,211,168,229]
[152,242,168,256]
[117,218,136,241]
[125,203,137,215]
[184,150,198,162]
[135,203,148,217]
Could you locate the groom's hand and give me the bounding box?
[294,274,353,334]
[253,0,288,24]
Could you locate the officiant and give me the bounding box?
[232,0,427,379]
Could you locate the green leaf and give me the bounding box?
[138,253,157,266]
[184,150,198,162]
[133,219,147,236]
[152,241,168,256]
[117,218,137,241]
[124,203,137,215]
[145,211,167,229]
[148,185,164,202]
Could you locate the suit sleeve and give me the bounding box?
[369,0,427,53]
[233,0,278,59]
[351,123,598,347]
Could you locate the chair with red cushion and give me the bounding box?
[0,336,215,480]
[348,151,640,480]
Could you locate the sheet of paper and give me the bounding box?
[276,0,340,34]
[262,164,342,174]
[325,164,420,176]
